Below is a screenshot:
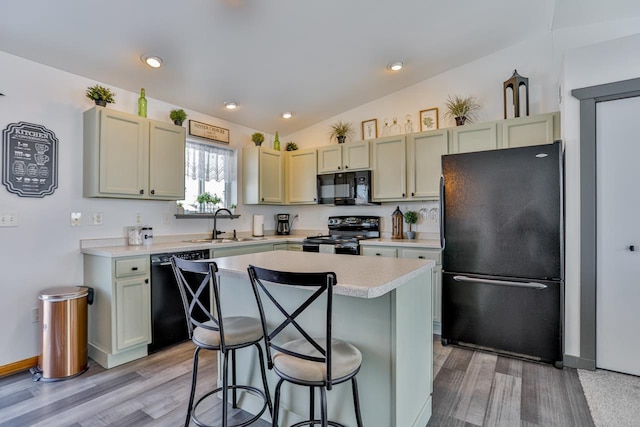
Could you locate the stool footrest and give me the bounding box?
[191,384,269,427]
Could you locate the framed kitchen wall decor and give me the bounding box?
[361,118,378,140]
[189,120,230,144]
[419,108,439,131]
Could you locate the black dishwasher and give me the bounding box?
[149,249,210,353]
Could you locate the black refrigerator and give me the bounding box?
[440,142,563,366]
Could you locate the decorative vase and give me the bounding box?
[455,116,467,126]
[406,231,416,240]
[174,120,183,126]
[337,135,346,144]
[95,100,107,107]
[254,141,262,146]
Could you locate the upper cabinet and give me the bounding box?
[407,129,450,200]
[317,140,369,174]
[451,121,499,153]
[243,146,284,204]
[371,135,407,201]
[501,112,560,148]
[286,148,317,204]
[83,106,185,200]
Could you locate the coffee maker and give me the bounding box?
[276,213,291,235]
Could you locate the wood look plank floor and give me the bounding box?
[0,337,594,427]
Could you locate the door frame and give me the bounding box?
[571,77,640,370]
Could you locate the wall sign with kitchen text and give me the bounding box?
[2,122,58,198]
[189,120,230,144]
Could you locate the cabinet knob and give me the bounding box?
[419,256,425,259]
[150,189,155,195]
[313,198,317,201]
[139,189,144,195]
[337,166,341,170]
[345,165,349,169]
[145,278,149,284]
[411,192,415,197]
[402,193,406,198]
[261,197,264,201]
[132,267,138,271]
[630,245,636,252]
[376,253,381,256]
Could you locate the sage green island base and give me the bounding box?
[209,251,434,427]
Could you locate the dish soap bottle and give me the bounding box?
[274,131,280,151]
[138,88,147,117]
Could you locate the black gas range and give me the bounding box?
[302,216,380,255]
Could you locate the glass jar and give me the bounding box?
[128,226,143,246]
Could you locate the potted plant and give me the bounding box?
[251,132,265,146]
[285,141,298,151]
[170,109,187,126]
[86,84,116,107]
[197,192,213,212]
[176,202,184,215]
[329,120,353,144]
[404,210,419,239]
[229,203,237,214]
[443,95,481,126]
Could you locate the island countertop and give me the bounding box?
[211,250,434,299]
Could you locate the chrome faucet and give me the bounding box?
[212,208,233,239]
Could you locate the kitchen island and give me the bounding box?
[211,251,434,427]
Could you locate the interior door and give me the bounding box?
[596,96,640,376]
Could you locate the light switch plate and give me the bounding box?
[0,212,18,227]
[71,212,81,227]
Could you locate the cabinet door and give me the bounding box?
[372,136,406,201]
[99,109,148,196]
[361,246,398,257]
[213,243,274,258]
[502,112,559,148]
[149,121,186,199]
[287,149,317,204]
[115,275,151,352]
[408,130,449,199]
[343,141,370,170]
[451,122,499,153]
[317,145,343,173]
[259,149,284,203]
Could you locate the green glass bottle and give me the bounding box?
[138,88,147,118]
[274,131,280,151]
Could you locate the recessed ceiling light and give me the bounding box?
[141,55,163,68]
[282,112,292,119]
[388,62,403,71]
[224,101,238,110]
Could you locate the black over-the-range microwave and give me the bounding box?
[317,170,379,205]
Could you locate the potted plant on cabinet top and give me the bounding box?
[170,109,187,126]
[285,141,298,151]
[86,84,116,107]
[404,210,418,239]
[329,120,353,144]
[251,132,265,146]
[443,94,480,126]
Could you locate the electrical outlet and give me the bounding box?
[71,212,81,227]
[90,212,103,225]
[136,213,142,224]
[0,212,18,227]
[163,213,171,224]
[31,307,39,323]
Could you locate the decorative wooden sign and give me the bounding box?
[2,122,59,198]
[189,120,230,144]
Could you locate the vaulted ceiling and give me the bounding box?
[2,0,639,135]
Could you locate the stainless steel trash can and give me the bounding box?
[32,286,94,381]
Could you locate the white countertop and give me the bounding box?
[361,237,441,248]
[213,251,434,299]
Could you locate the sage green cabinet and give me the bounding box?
[83,106,185,200]
[407,129,450,200]
[243,147,284,204]
[317,141,370,173]
[273,242,303,251]
[502,112,560,148]
[286,148,317,204]
[84,254,151,369]
[361,246,398,258]
[371,135,407,201]
[212,243,274,258]
[451,121,499,153]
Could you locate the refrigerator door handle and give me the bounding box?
[453,275,548,290]
[439,175,445,249]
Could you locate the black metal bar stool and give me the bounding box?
[247,265,364,427]
[171,257,273,427]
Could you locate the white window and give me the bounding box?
[180,141,236,212]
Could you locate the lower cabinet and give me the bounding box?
[212,243,274,258]
[84,255,151,369]
[361,245,442,333]
[273,242,303,251]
